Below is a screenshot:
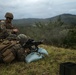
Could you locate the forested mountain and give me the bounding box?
[12,13,76,49]
[13,14,76,26]
[12,18,49,26]
[48,14,76,25]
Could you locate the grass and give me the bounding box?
[0,45,76,75]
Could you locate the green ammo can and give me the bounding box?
[60,62,76,75]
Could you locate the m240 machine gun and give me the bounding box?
[20,39,43,52]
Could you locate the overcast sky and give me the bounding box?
[0,0,76,19]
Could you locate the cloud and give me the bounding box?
[0,0,76,19]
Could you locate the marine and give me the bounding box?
[0,12,18,39]
[0,34,30,63]
[0,12,48,64]
[0,12,30,63]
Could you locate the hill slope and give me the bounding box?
[0,45,76,75]
[48,14,76,25]
[13,14,76,26]
[13,18,49,26]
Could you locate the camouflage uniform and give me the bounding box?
[11,34,29,62]
[0,34,30,63]
[0,12,18,39]
[0,41,30,63]
[17,34,31,61]
[0,12,14,29]
[11,43,29,62]
[0,12,29,63]
[0,20,9,39]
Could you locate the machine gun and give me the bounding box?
[21,39,43,52]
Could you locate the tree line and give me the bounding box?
[16,16,76,49]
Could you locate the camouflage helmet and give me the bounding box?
[17,34,28,44]
[5,12,14,19]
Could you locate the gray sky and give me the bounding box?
[0,0,76,19]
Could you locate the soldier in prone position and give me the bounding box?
[0,33,43,63]
[0,34,30,63]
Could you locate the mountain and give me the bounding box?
[12,18,49,26]
[12,14,76,26]
[48,14,76,25]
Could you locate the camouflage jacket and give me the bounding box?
[0,20,17,39]
[0,20,14,29]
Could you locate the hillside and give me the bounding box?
[12,18,49,26]
[0,45,76,75]
[48,14,76,25]
[12,14,76,26]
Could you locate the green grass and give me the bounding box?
[0,45,76,75]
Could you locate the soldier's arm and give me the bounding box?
[0,20,6,32]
